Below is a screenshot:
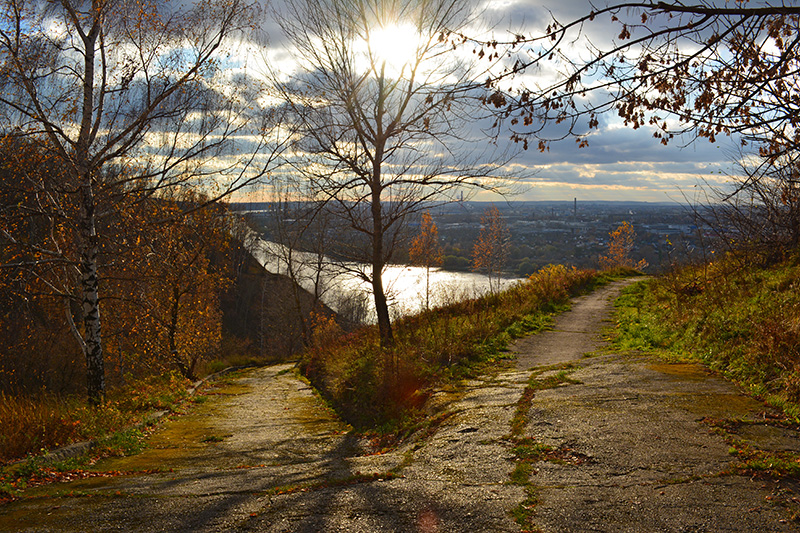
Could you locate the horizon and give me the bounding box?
[230,198,688,207]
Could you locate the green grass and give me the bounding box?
[96,428,148,456]
[512,438,556,462]
[611,255,800,420]
[729,443,800,478]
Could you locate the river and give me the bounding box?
[249,238,521,321]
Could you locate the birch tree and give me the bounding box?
[0,0,273,404]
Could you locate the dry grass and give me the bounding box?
[0,372,192,463]
[301,265,605,428]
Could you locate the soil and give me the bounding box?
[1,279,798,532]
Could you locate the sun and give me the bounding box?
[365,23,421,76]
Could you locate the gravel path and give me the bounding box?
[1,279,797,531]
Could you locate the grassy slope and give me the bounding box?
[613,255,800,419]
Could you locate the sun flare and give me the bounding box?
[365,23,421,75]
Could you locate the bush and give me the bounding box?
[0,372,191,463]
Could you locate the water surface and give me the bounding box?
[250,238,520,320]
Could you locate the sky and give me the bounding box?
[241,0,745,205]
[0,0,749,206]
[466,0,739,204]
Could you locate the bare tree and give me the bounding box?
[263,178,337,345]
[692,149,800,262]
[0,0,282,403]
[272,0,515,348]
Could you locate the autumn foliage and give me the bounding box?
[101,194,231,382]
[471,205,511,293]
[0,131,335,461]
[0,137,236,396]
[409,212,443,310]
[409,213,444,270]
[488,3,800,162]
[599,221,648,272]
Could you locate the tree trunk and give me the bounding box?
[425,265,430,310]
[371,133,394,349]
[77,8,106,405]
[168,285,193,380]
[372,266,393,348]
[790,192,800,251]
[79,178,105,406]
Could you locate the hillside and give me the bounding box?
[3,276,799,530]
[614,255,800,419]
[220,246,337,364]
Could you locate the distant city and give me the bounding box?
[233,200,709,276]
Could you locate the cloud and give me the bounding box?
[479,103,739,202]
[237,0,745,203]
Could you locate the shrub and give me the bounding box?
[0,372,191,463]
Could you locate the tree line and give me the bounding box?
[0,136,234,393]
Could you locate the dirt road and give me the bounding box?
[1,279,797,531]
